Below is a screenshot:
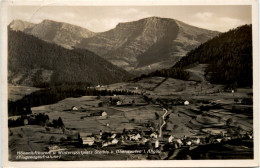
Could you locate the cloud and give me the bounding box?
[122,8,139,15]
[85,18,126,32]
[219,17,245,27]
[188,13,246,32]
[29,10,77,24]
[193,12,213,21]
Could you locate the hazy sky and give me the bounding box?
[8,5,251,32]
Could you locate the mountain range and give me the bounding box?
[9,17,219,74]
[77,17,219,73]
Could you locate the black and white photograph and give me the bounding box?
[1,0,259,167]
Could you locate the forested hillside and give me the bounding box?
[143,24,252,87]
[8,30,132,87]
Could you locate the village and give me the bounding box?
[8,76,254,160]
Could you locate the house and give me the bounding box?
[90,111,107,117]
[47,145,66,152]
[151,140,159,148]
[223,136,232,141]
[186,141,192,146]
[111,133,117,139]
[102,142,111,147]
[168,135,174,143]
[116,101,122,106]
[81,137,95,146]
[150,132,158,139]
[191,138,200,145]
[215,138,222,143]
[111,138,119,144]
[173,143,179,149]
[129,133,141,141]
[101,111,107,117]
[176,139,183,147]
[71,106,78,111]
[78,132,96,146]
[184,101,189,105]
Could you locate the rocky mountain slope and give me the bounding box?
[9,19,96,49]
[76,17,219,73]
[8,29,132,86]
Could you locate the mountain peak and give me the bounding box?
[144,16,164,20]
[18,19,96,49]
[9,19,35,31]
[116,16,173,26]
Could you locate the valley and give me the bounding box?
[8,64,253,160]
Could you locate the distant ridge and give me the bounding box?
[9,19,96,49]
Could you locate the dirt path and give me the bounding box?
[159,108,168,137]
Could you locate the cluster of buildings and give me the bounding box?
[76,126,253,151]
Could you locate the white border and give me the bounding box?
[1,0,259,167]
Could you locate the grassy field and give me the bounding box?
[8,85,40,101]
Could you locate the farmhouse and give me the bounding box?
[176,139,183,147]
[81,137,95,146]
[184,101,189,105]
[71,106,78,111]
[129,133,141,141]
[111,133,117,139]
[111,138,119,144]
[191,138,200,145]
[186,141,192,146]
[167,135,174,143]
[150,139,160,148]
[90,111,107,117]
[78,132,95,146]
[215,138,222,143]
[150,132,158,139]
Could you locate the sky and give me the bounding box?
[8,5,252,32]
